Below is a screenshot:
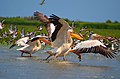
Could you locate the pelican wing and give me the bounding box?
[34,11,52,37]
[16,44,37,54]
[9,37,29,49]
[49,14,62,42]
[1,19,5,24]
[16,37,29,46]
[26,37,41,46]
[72,40,116,58]
[50,14,70,47]
[27,35,50,46]
[40,0,45,5]
[34,11,49,23]
[0,23,2,29]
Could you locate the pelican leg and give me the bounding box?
[21,52,24,57]
[78,54,82,61]
[45,55,52,60]
[63,53,67,61]
[53,52,59,60]
[63,50,71,61]
[63,57,67,61]
[29,53,32,57]
[45,51,56,60]
[72,51,82,61]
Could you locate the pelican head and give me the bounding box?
[68,29,83,40]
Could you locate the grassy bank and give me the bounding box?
[74,28,120,38]
[0,17,120,45]
[1,17,120,30]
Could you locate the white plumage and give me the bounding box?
[49,23,55,37]
[16,37,29,46]
[0,23,3,29]
[73,40,106,50]
[9,37,29,49]
[0,20,5,30]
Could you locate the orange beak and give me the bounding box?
[70,32,83,40]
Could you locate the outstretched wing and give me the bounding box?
[1,19,5,24]
[9,37,29,49]
[72,40,116,58]
[40,0,45,5]
[34,11,50,23]
[49,14,70,48]
[34,11,52,38]
[27,35,51,46]
[49,14,62,42]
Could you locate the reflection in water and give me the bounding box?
[0,46,120,79]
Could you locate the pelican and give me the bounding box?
[89,31,108,40]
[9,24,14,34]
[20,27,25,37]
[0,20,5,30]
[40,0,45,5]
[70,40,116,61]
[16,35,50,57]
[45,28,82,60]
[37,26,43,31]
[79,26,88,32]
[34,11,83,60]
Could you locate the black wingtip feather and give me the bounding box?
[75,45,116,59]
[31,37,40,42]
[50,14,60,20]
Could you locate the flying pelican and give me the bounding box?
[34,11,83,60]
[70,40,116,61]
[40,0,45,5]
[16,35,50,57]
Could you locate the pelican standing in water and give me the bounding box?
[13,35,50,57]
[34,12,83,60]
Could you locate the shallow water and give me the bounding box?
[0,46,120,79]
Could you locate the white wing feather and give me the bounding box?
[16,37,29,46]
[73,40,106,50]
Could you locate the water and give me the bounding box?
[0,46,120,79]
